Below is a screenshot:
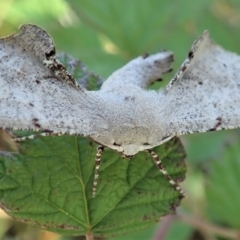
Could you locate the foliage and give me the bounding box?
[0,135,185,237]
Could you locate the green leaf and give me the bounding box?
[0,136,186,237]
[206,138,240,228]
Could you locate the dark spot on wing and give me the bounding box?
[56,62,65,71]
[43,129,53,133]
[188,50,194,59]
[113,142,121,146]
[35,123,41,128]
[29,102,34,107]
[215,117,222,128]
[36,80,40,84]
[182,65,187,72]
[207,128,216,132]
[45,49,56,59]
[198,81,203,85]
[124,96,135,101]
[207,117,222,132]
[143,142,150,146]
[32,118,41,128]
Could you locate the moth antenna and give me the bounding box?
[147,149,186,198]
[92,145,104,198]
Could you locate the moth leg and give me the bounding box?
[100,51,174,90]
[92,145,104,198]
[13,132,63,142]
[147,149,185,198]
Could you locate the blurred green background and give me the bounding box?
[1,0,240,239]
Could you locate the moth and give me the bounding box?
[1,25,240,198]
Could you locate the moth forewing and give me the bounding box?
[159,31,240,138]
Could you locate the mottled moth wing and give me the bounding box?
[159,31,240,137]
[0,24,106,136]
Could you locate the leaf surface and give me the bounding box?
[0,136,185,237]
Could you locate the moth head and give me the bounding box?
[111,142,150,156]
[92,133,157,156]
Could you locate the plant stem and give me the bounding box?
[86,233,94,240]
[154,215,176,240]
[178,213,240,240]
